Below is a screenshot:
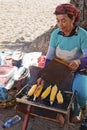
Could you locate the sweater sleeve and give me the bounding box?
[44,58,51,67]
[46,46,56,60]
[79,57,87,69]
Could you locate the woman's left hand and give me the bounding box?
[68,59,81,71]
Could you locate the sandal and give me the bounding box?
[71,111,82,123]
[71,116,81,123]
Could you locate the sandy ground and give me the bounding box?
[0,0,70,51]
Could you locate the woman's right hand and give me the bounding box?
[68,59,81,71]
[37,77,44,86]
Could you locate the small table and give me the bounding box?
[16,85,74,130]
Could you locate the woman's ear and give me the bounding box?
[72,16,76,24]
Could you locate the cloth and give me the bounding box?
[54,3,79,22]
[72,73,87,107]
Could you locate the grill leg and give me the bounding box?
[22,105,32,130]
[63,110,70,130]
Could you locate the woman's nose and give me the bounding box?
[57,22,63,28]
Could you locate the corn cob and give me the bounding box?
[50,84,58,105]
[41,85,51,100]
[56,90,63,104]
[27,84,37,96]
[33,84,43,101]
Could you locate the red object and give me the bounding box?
[38,56,46,68]
[6,57,12,60]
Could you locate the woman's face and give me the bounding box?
[56,14,75,35]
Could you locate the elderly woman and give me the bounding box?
[38,3,87,124]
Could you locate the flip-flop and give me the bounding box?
[71,116,82,123]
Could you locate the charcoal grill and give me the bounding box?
[16,65,74,130]
[16,85,74,130]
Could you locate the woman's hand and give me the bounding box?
[68,59,81,71]
[37,77,44,86]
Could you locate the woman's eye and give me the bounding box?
[56,19,66,24]
[61,19,66,23]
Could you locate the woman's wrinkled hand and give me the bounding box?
[68,59,81,71]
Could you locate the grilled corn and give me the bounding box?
[33,84,43,101]
[41,85,51,100]
[27,84,37,96]
[56,90,63,104]
[50,84,58,105]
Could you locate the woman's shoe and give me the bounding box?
[71,116,81,123]
[71,110,82,123]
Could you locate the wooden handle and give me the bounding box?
[54,57,69,67]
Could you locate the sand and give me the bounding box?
[0,0,70,51]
